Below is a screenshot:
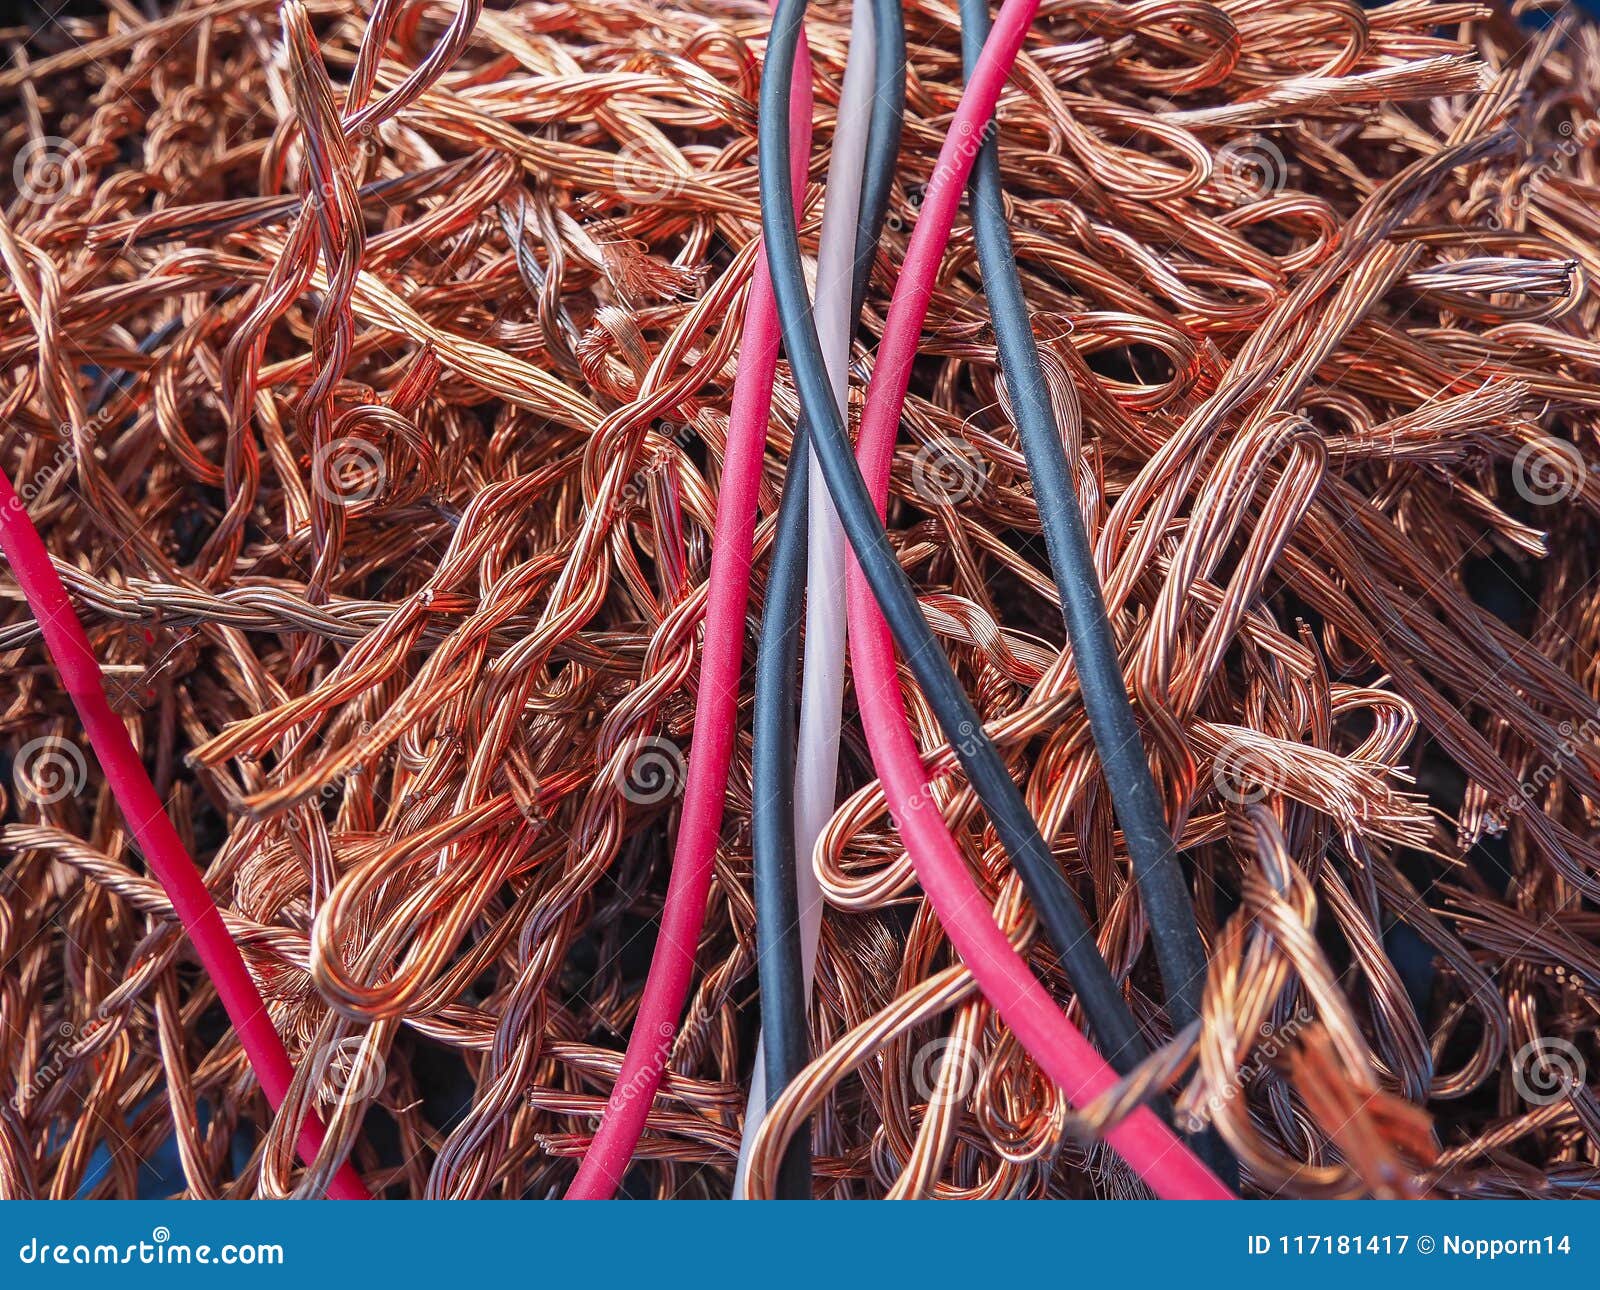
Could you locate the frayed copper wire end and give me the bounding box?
[1,0,1599,1200]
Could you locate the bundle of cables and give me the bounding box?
[2,0,1600,1201]
[741,0,1232,1197]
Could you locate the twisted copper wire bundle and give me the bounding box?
[0,0,1597,1199]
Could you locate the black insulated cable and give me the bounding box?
[956,0,1237,1188]
[754,423,813,1201]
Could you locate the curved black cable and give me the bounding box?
[759,0,1150,1077]
[751,0,906,1200]
[753,418,813,1201]
[956,0,1236,1187]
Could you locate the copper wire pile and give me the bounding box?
[1,0,1598,1199]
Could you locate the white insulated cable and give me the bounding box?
[734,0,875,1190]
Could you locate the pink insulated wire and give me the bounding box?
[0,473,369,1201]
[842,0,1233,1199]
[564,27,816,1201]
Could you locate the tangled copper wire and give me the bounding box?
[1,0,1598,1199]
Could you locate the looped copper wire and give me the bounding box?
[1064,0,1243,94]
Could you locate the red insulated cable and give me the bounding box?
[0,473,369,1201]
[564,30,816,1200]
[843,0,1234,1199]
